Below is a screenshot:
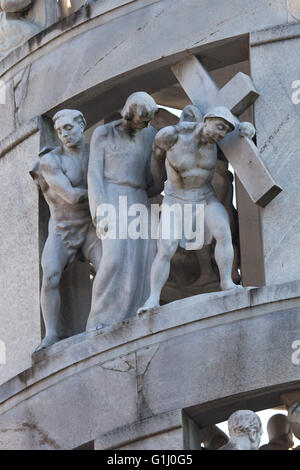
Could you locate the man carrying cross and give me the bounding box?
[138,54,282,313]
[138,106,255,314]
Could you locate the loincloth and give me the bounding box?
[52,217,95,269]
[161,182,218,250]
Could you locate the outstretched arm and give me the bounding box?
[88,125,107,225]
[40,155,87,205]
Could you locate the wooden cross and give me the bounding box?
[171,55,282,207]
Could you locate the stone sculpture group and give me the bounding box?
[30,91,257,349]
[3,0,293,453]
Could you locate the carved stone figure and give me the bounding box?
[138,107,255,314]
[30,109,101,350]
[160,105,241,304]
[87,92,159,330]
[288,402,300,441]
[0,0,39,57]
[219,410,263,450]
[259,414,294,450]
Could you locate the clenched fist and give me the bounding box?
[239,122,256,139]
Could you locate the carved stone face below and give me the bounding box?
[219,410,263,450]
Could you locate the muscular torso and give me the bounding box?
[40,146,90,222]
[163,125,217,194]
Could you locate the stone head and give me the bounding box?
[228,410,263,450]
[267,413,294,446]
[202,106,235,144]
[53,109,86,149]
[180,104,202,123]
[121,92,158,130]
[288,402,300,440]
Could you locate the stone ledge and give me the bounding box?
[0,280,300,409]
[94,409,182,450]
[251,22,300,46]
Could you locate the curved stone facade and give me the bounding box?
[0,0,300,450]
[0,282,300,449]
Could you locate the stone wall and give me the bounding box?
[0,130,41,384]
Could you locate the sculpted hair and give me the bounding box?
[228,410,262,436]
[121,92,158,122]
[52,109,87,130]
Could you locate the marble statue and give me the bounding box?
[87,92,159,330]
[259,414,294,450]
[160,105,241,304]
[219,410,263,450]
[138,107,255,314]
[0,0,39,57]
[30,109,101,350]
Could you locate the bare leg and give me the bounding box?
[138,237,179,314]
[36,234,69,351]
[205,200,241,291]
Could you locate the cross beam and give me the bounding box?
[171,55,282,207]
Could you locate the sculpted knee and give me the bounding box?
[42,270,61,291]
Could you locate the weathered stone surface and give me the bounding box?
[250,36,300,285]
[0,132,41,385]
[0,1,40,58]
[171,55,282,207]
[119,428,183,450]
[0,0,288,137]
[95,410,182,449]
[0,282,299,449]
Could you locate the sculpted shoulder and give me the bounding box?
[154,125,178,151]
[39,147,62,173]
[90,124,111,144]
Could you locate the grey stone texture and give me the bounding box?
[0,131,41,385]
[0,282,300,449]
[0,0,299,451]
[0,0,289,142]
[250,34,300,286]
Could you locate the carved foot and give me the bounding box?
[137,298,160,316]
[35,335,61,352]
[220,281,243,291]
